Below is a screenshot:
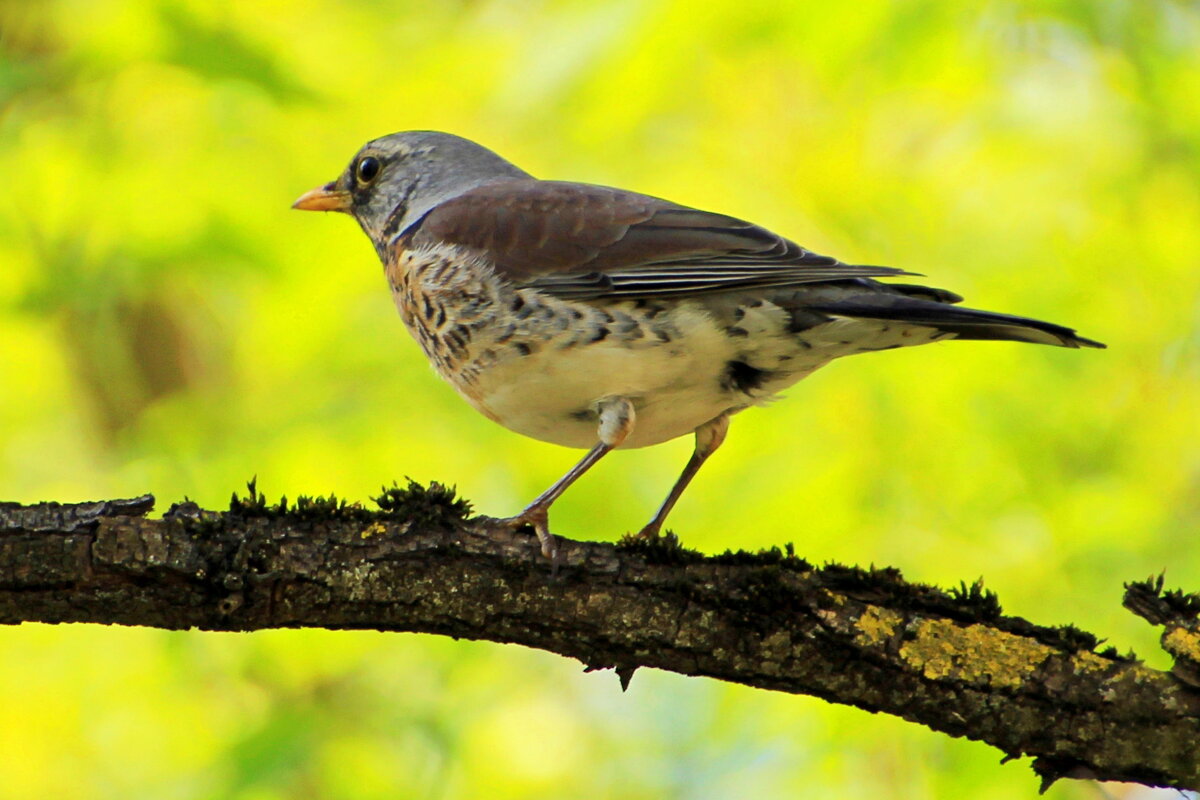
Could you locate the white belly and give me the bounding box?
[469,304,744,449]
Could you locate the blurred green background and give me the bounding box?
[1,0,1197,797]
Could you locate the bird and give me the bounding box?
[293,130,1103,559]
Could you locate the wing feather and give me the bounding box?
[408,179,910,298]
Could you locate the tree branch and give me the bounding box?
[1,484,1197,791]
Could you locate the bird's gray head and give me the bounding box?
[293,131,532,252]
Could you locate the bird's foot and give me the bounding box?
[495,506,560,564]
[634,521,664,540]
[628,524,686,552]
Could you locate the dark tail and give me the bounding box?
[809,292,1105,349]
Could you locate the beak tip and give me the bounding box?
[292,183,351,213]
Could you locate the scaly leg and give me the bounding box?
[637,412,730,539]
[502,397,635,558]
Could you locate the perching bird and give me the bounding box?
[294,131,1103,558]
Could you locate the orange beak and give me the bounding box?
[292,182,352,212]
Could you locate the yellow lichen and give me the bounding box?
[1163,625,1200,662]
[1070,649,1113,675]
[899,618,1056,688]
[855,606,904,647]
[361,521,387,539]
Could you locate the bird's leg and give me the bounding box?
[637,412,730,539]
[502,397,635,559]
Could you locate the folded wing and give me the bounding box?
[408,179,912,299]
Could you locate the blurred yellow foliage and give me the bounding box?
[1,0,1197,797]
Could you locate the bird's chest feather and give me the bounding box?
[385,246,819,449]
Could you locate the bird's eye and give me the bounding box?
[356,156,381,184]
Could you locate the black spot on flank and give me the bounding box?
[591,326,610,342]
[797,340,813,349]
[421,296,435,320]
[434,306,447,327]
[569,409,592,421]
[721,361,772,394]
[839,340,852,346]
[787,310,826,334]
[634,299,649,309]
[733,307,746,321]
[612,312,638,332]
[646,305,666,318]
[510,294,525,313]
[495,325,515,344]
[654,329,672,343]
[746,299,764,308]
[568,307,584,320]
[515,342,532,356]
[726,326,749,338]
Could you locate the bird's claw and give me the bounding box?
[634,522,664,540]
[495,507,560,566]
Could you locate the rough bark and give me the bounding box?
[1,485,1197,792]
